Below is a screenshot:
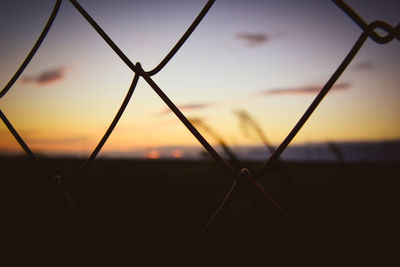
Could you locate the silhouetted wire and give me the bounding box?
[0,109,96,239]
[68,1,286,237]
[333,0,400,44]
[0,0,96,240]
[68,0,228,175]
[188,0,400,245]
[255,32,368,178]
[239,168,292,222]
[0,110,52,176]
[68,0,139,73]
[190,180,238,249]
[68,0,243,244]
[69,0,236,177]
[136,63,237,178]
[189,166,292,249]
[255,0,399,178]
[68,0,288,240]
[146,0,216,76]
[234,110,296,219]
[2,0,398,255]
[74,73,140,178]
[0,0,62,99]
[333,0,367,31]
[234,110,295,201]
[54,175,97,240]
[69,0,216,76]
[68,0,232,174]
[0,0,228,246]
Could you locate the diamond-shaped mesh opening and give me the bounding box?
[1,0,399,264]
[65,80,234,255]
[0,0,56,89]
[1,4,133,174]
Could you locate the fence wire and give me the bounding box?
[1,0,399,253]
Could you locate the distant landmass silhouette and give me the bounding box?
[7,139,395,162]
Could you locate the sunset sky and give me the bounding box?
[0,0,399,158]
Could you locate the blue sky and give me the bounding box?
[0,0,399,157]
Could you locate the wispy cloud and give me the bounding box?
[22,66,67,85]
[352,61,375,71]
[259,82,351,96]
[160,103,212,115]
[236,32,270,47]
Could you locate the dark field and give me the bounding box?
[2,156,399,266]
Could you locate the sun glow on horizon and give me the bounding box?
[0,0,399,158]
[146,150,161,159]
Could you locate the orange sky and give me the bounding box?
[1,0,399,157]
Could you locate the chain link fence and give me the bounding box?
[1,0,399,263]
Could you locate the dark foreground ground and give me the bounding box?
[2,156,399,266]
